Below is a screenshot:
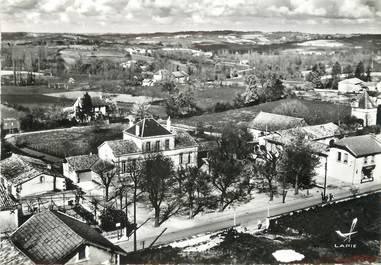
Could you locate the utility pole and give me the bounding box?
[133,182,137,252]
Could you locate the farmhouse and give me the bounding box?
[1,118,20,135]
[10,210,126,265]
[0,154,66,198]
[328,134,381,185]
[351,90,378,127]
[338,78,365,94]
[172,71,189,84]
[98,117,198,171]
[248,111,307,140]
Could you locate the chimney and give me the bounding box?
[135,124,140,137]
[166,116,171,132]
[129,119,134,128]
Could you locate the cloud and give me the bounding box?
[1,0,380,33]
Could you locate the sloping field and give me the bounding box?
[175,99,351,132]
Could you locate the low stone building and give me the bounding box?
[0,154,67,198]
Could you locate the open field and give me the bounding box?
[175,99,351,131]
[191,85,245,110]
[7,123,130,158]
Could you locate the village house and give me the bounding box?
[248,111,307,141]
[64,93,110,121]
[351,90,378,127]
[153,69,172,83]
[328,134,381,185]
[1,118,20,135]
[97,117,198,173]
[0,154,67,198]
[338,78,366,94]
[10,210,126,265]
[172,71,189,84]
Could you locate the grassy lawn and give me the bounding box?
[174,98,351,131]
[10,123,130,158]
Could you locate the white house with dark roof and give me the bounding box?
[0,154,66,198]
[351,90,378,127]
[328,134,381,185]
[10,210,126,265]
[98,117,198,172]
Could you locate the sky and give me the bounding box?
[1,0,381,34]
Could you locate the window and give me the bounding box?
[146,142,151,152]
[78,246,87,261]
[343,153,348,164]
[188,153,191,164]
[364,156,368,164]
[155,140,160,151]
[165,139,170,150]
[337,152,341,162]
[40,176,45,183]
[179,153,183,164]
[122,161,126,173]
[371,155,375,163]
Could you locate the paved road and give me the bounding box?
[117,183,381,252]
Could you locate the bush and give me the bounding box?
[99,207,136,233]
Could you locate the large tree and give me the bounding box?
[176,166,212,219]
[93,161,116,201]
[125,159,144,251]
[280,133,320,195]
[81,92,93,120]
[208,124,253,210]
[251,147,282,201]
[141,153,178,227]
[355,61,365,81]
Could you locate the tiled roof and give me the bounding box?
[248,111,306,132]
[0,184,18,211]
[65,154,99,172]
[172,71,189,78]
[0,154,64,185]
[91,97,108,107]
[11,211,125,264]
[104,140,139,156]
[90,159,115,174]
[265,129,330,155]
[0,239,33,265]
[339,78,363,85]
[333,134,381,157]
[173,129,198,149]
[356,90,377,109]
[301,122,341,140]
[125,118,172,137]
